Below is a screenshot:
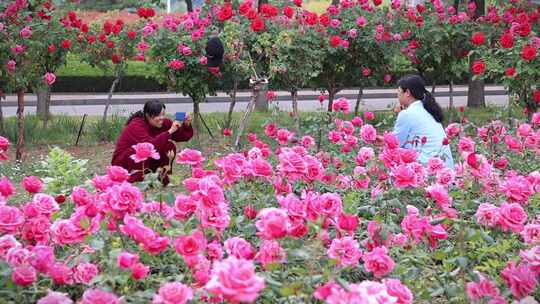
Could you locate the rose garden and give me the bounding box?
[0,0,540,303]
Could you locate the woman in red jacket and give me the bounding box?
[112,100,193,185]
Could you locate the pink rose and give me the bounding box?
[153,282,194,304]
[21,176,43,193]
[521,223,540,244]
[117,251,139,269]
[458,136,475,154]
[177,148,205,166]
[131,262,150,280]
[207,241,224,260]
[327,236,362,267]
[337,213,359,233]
[47,262,73,285]
[364,111,375,121]
[29,245,55,273]
[44,72,56,86]
[465,273,501,301]
[475,203,500,227]
[31,193,60,217]
[224,237,256,260]
[12,266,36,286]
[174,230,207,258]
[51,219,86,245]
[37,290,73,304]
[520,246,540,274]
[71,186,92,206]
[501,262,537,299]
[500,176,533,204]
[383,132,399,149]
[19,26,32,39]
[168,59,185,70]
[0,235,20,258]
[255,208,289,240]
[0,205,24,233]
[498,202,527,233]
[276,128,293,145]
[92,174,112,192]
[173,194,197,220]
[531,112,540,125]
[360,124,377,142]
[199,56,208,65]
[312,193,343,218]
[72,262,99,285]
[436,168,455,185]
[6,60,16,73]
[79,289,120,304]
[255,240,286,269]
[0,176,15,198]
[0,136,9,161]
[101,182,143,219]
[249,158,273,178]
[445,123,461,138]
[205,256,265,303]
[383,278,413,304]
[356,147,374,166]
[362,246,395,278]
[426,184,452,208]
[131,142,160,163]
[351,116,363,126]
[332,97,350,114]
[391,165,417,188]
[264,123,278,137]
[107,165,129,183]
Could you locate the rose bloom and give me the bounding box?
[205,256,265,303]
[153,282,193,304]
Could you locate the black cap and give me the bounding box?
[205,37,224,68]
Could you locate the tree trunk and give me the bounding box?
[102,75,120,125]
[226,80,238,129]
[36,86,51,127]
[467,77,485,108]
[354,87,364,117]
[234,91,258,150]
[332,0,339,5]
[16,90,25,161]
[186,0,193,12]
[101,74,120,140]
[467,0,486,108]
[431,82,436,94]
[193,98,201,146]
[291,89,300,133]
[448,79,454,123]
[327,88,336,112]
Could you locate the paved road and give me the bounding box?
[2,85,508,117]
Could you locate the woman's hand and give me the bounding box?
[393,104,403,114]
[168,121,182,134]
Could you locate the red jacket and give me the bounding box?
[112,117,193,176]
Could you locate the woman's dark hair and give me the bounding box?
[126,100,166,125]
[397,74,444,123]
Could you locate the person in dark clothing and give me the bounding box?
[112,100,193,185]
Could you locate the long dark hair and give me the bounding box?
[126,100,166,125]
[397,74,444,123]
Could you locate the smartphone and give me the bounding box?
[175,112,186,121]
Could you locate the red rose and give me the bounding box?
[533,90,540,103]
[467,153,480,169]
[103,21,113,35]
[472,60,486,75]
[319,14,330,27]
[305,12,318,26]
[112,24,122,35]
[330,35,342,47]
[416,4,426,13]
[283,6,294,19]
[442,138,449,145]
[373,0,382,6]
[55,194,66,204]
[99,34,107,43]
[243,205,257,220]
[127,31,137,40]
[294,0,302,7]
[521,45,537,61]
[60,39,71,49]
[518,23,531,37]
[86,35,96,44]
[471,32,485,46]
[217,4,233,22]
[111,54,122,64]
[47,44,56,53]
[81,23,89,33]
[505,67,516,77]
[106,40,114,48]
[250,18,265,32]
[500,33,514,48]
